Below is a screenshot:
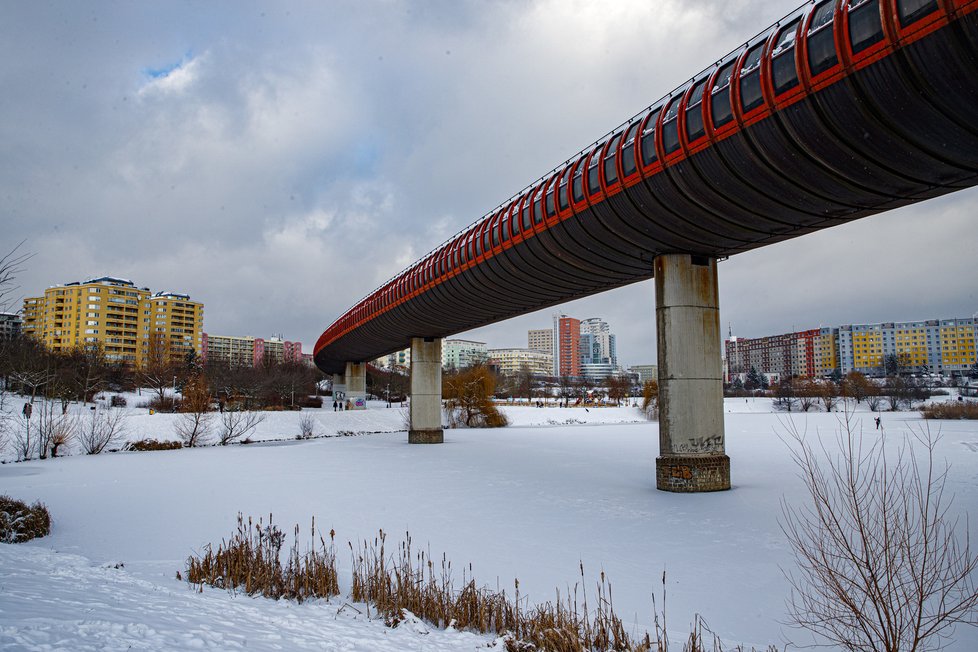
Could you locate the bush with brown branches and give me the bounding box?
[443,365,508,428]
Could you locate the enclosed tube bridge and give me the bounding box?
[316,0,978,491]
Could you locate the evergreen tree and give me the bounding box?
[745,366,762,391]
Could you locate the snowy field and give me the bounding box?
[2,398,978,650]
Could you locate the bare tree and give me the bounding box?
[796,379,819,412]
[79,406,128,454]
[32,398,76,458]
[10,369,52,403]
[867,393,883,413]
[605,375,630,407]
[140,334,176,409]
[218,408,265,445]
[781,416,978,651]
[820,381,839,413]
[298,413,316,439]
[0,241,32,312]
[12,405,36,461]
[0,387,12,454]
[175,374,212,447]
[774,378,798,412]
[842,371,873,404]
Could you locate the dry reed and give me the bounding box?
[187,518,775,651]
[185,513,339,601]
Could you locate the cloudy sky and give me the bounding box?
[3,1,976,367]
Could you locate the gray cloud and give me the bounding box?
[2,1,975,366]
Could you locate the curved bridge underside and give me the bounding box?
[317,1,978,374]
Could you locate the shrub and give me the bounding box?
[148,395,182,413]
[443,366,508,428]
[921,401,978,420]
[0,495,51,543]
[299,396,323,408]
[127,438,182,451]
[641,380,659,420]
[781,417,978,651]
[298,414,316,439]
[110,395,127,407]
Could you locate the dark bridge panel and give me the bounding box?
[316,0,978,374]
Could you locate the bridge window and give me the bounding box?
[848,0,884,53]
[807,1,839,76]
[603,133,622,185]
[520,196,532,231]
[739,43,766,113]
[661,97,682,155]
[640,108,661,165]
[710,60,736,128]
[545,183,556,217]
[558,167,571,211]
[491,212,501,247]
[572,161,585,203]
[684,77,709,142]
[897,0,938,26]
[620,122,640,177]
[510,203,521,236]
[586,148,602,195]
[771,19,801,94]
[501,208,511,241]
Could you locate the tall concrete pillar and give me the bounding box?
[331,373,346,405]
[345,362,367,409]
[409,337,443,444]
[654,254,730,492]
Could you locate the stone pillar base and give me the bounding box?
[656,455,730,492]
[409,429,444,444]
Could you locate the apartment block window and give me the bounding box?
[86,320,98,326]
[85,329,99,334]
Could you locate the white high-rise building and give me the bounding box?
[442,339,487,370]
[579,317,617,367]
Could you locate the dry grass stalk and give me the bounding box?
[186,513,339,601]
[188,519,775,651]
[349,530,660,651]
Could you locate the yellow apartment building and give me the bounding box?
[22,277,203,367]
[148,291,205,366]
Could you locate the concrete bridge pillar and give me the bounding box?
[345,362,367,409]
[331,373,347,406]
[409,337,443,443]
[654,254,730,492]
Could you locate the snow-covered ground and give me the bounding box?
[2,398,978,650]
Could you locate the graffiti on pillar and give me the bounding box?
[676,435,723,454]
[670,465,692,480]
[353,397,366,409]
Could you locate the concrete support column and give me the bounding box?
[331,373,346,406]
[409,337,443,444]
[654,254,730,492]
[345,362,367,410]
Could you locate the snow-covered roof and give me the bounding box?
[83,276,134,286]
